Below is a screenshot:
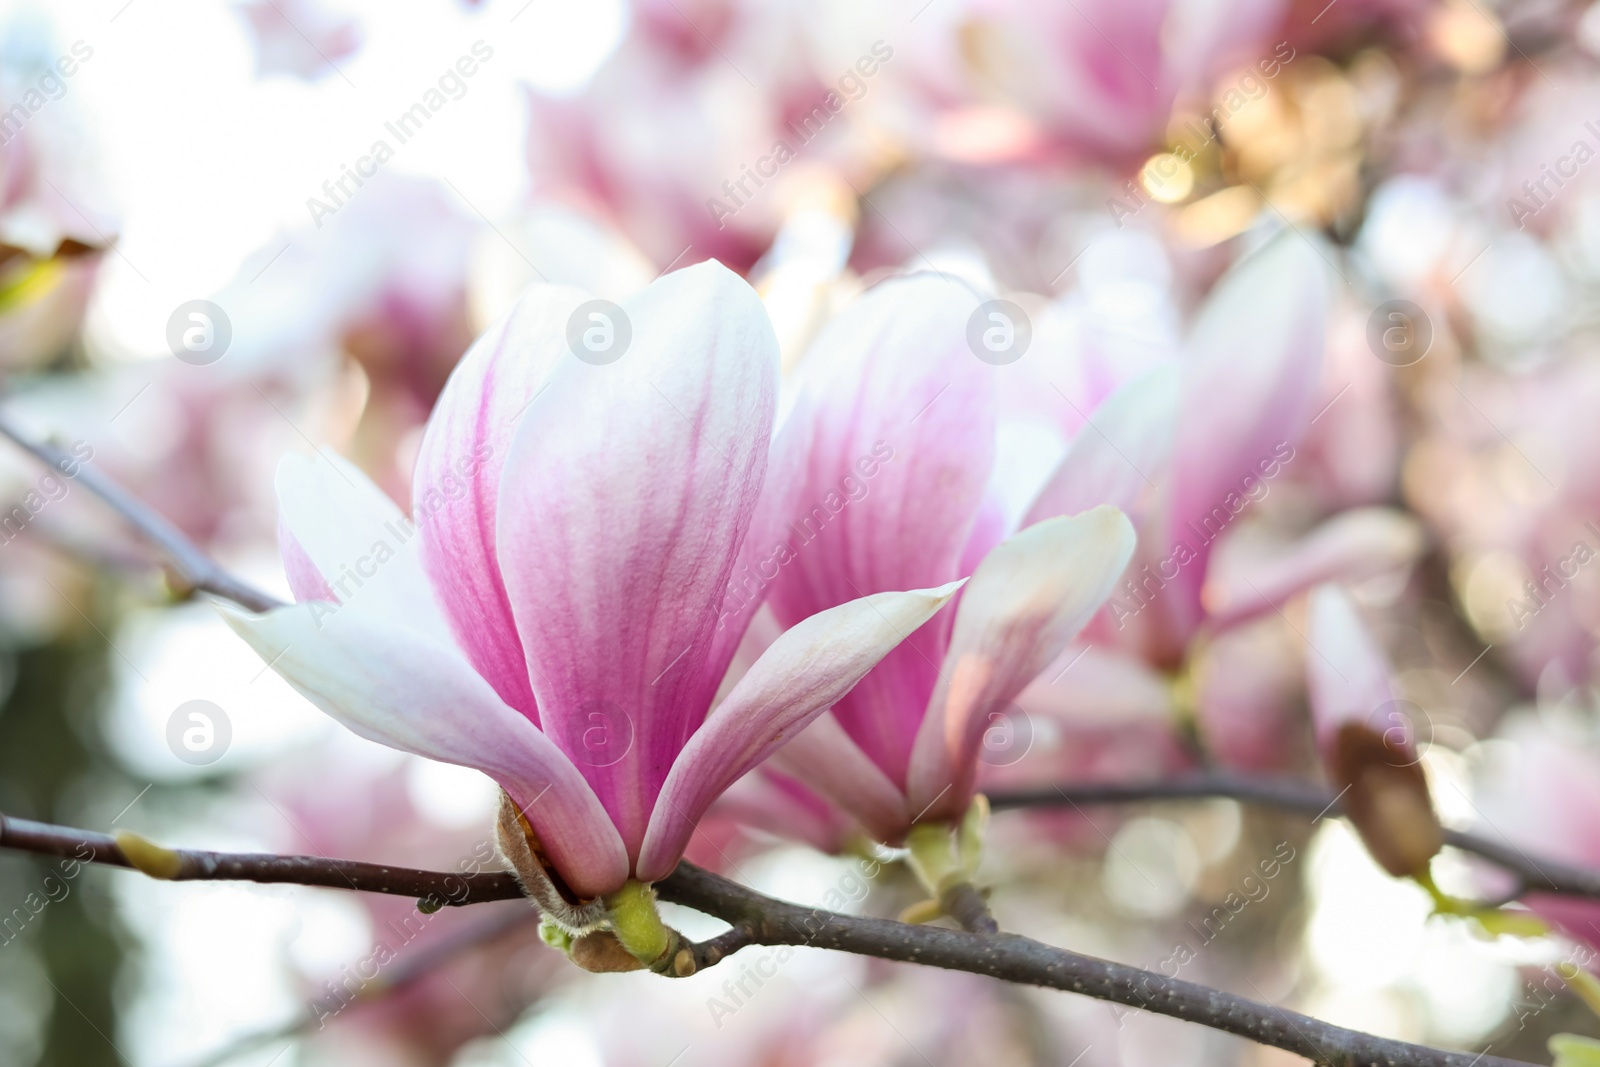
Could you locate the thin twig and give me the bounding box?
[0,413,283,613]
[0,812,1537,1067]
[986,773,1600,902]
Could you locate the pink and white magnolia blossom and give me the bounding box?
[742,273,1138,842]
[1013,236,1423,771]
[225,261,961,902]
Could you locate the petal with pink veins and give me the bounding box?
[495,260,778,858]
[1163,237,1328,641]
[767,708,911,844]
[906,505,1137,820]
[707,393,815,673]
[275,450,451,644]
[636,580,963,881]
[769,274,997,780]
[279,521,335,605]
[412,285,590,720]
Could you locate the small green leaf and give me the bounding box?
[538,917,573,954]
[1549,1033,1600,1066]
[1467,908,1550,940]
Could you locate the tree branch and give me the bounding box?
[0,811,1539,1067]
[0,413,284,613]
[986,773,1600,902]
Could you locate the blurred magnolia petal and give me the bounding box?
[1203,507,1425,631]
[468,200,656,326]
[236,0,362,82]
[1474,713,1600,964]
[1192,613,1307,769]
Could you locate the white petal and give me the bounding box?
[906,506,1137,820]
[276,450,452,645]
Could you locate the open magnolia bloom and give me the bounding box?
[741,273,1137,863]
[1305,583,1442,879]
[224,262,962,961]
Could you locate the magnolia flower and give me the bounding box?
[225,262,960,945]
[1014,235,1423,770]
[1305,583,1441,879]
[745,273,1137,848]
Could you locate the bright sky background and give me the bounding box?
[6,0,626,360]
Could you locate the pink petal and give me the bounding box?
[1304,583,1402,759]
[706,394,815,674]
[1024,363,1177,526]
[221,602,628,898]
[274,451,450,643]
[768,274,997,782]
[1193,618,1305,771]
[713,768,860,856]
[767,710,912,844]
[496,260,778,858]
[635,581,963,881]
[1163,237,1328,642]
[906,506,1137,821]
[1013,643,1174,727]
[1203,508,1425,633]
[413,284,588,720]
[279,522,335,604]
